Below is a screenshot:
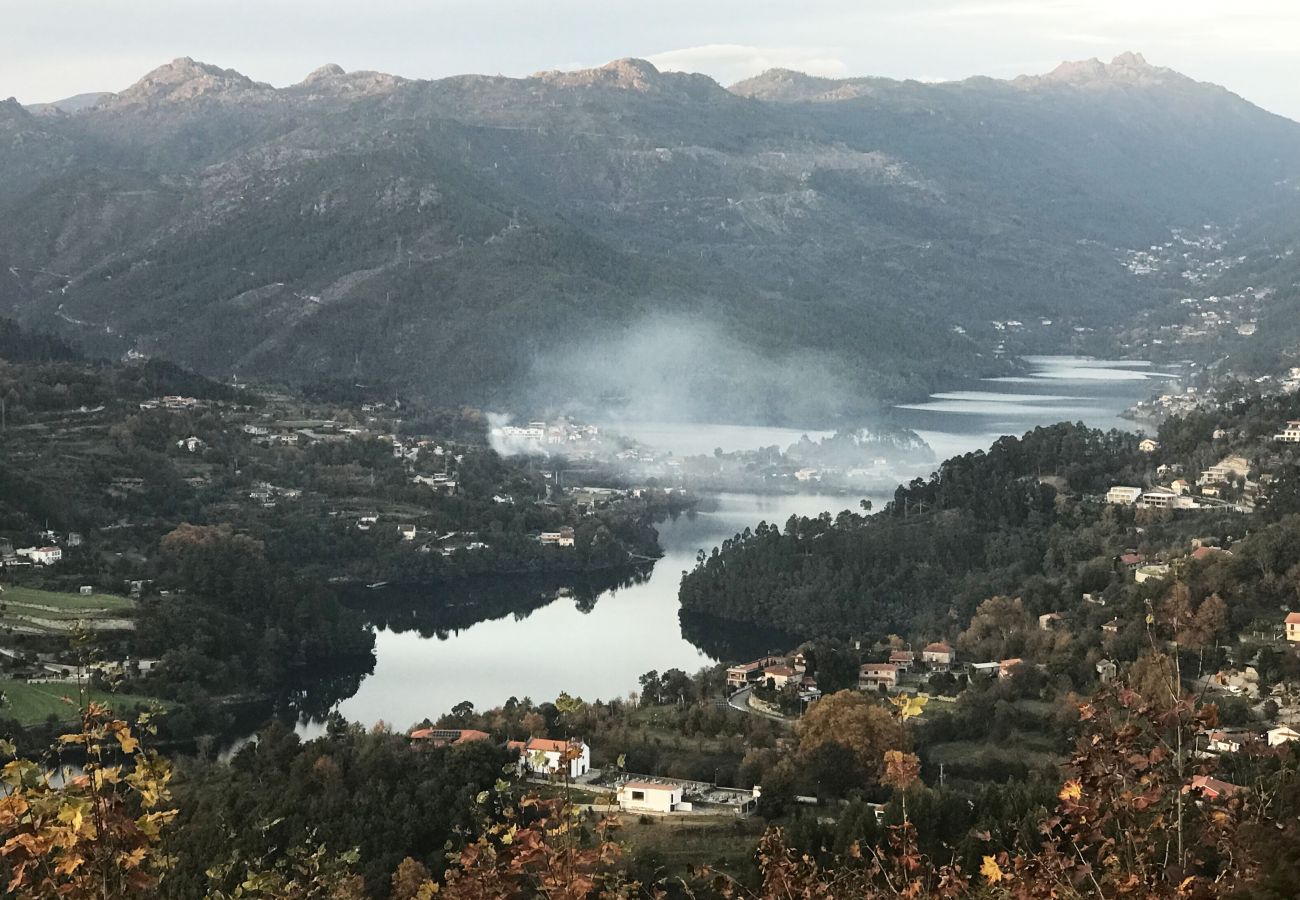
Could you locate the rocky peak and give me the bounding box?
[302,63,347,84]
[533,58,721,98]
[1022,52,1178,88]
[115,57,270,105]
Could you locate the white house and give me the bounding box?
[1275,421,1300,443]
[1139,438,1160,453]
[176,436,205,453]
[1267,725,1300,747]
[1106,486,1143,505]
[17,546,62,566]
[617,781,686,814]
[513,737,590,779]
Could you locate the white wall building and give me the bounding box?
[17,546,62,566]
[1276,421,1300,443]
[617,781,686,814]
[1106,486,1143,505]
[515,738,591,779]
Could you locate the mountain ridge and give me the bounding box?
[2,52,1298,421]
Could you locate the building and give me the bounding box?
[1137,488,1177,510]
[397,524,418,541]
[1198,455,1249,487]
[515,737,591,779]
[1275,421,1300,443]
[859,663,898,690]
[1267,725,1300,747]
[1286,612,1300,643]
[176,436,205,453]
[617,781,686,814]
[539,527,576,548]
[763,665,798,689]
[888,649,915,671]
[1105,486,1143,505]
[726,661,764,688]
[1206,730,1248,754]
[1170,479,1190,495]
[1095,659,1117,684]
[1139,438,1160,453]
[1038,613,1064,631]
[922,642,955,671]
[998,658,1024,679]
[1102,618,1122,636]
[1135,564,1172,584]
[1187,775,1239,801]
[1119,553,1146,570]
[726,656,787,688]
[17,546,62,566]
[408,728,491,748]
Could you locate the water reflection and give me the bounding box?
[270,356,1174,732]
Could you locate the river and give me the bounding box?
[295,356,1174,736]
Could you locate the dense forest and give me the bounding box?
[678,422,1153,636]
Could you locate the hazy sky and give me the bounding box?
[5,0,1299,120]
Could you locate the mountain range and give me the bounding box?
[2,52,1298,421]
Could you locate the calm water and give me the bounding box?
[298,356,1173,734]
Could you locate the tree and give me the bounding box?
[796,691,906,780]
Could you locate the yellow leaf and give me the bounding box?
[981,855,1004,883]
[1059,779,1083,802]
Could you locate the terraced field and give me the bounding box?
[0,586,136,633]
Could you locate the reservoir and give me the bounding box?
[300,356,1173,734]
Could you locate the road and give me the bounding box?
[727,686,789,722]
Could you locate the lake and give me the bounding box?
[298,356,1174,735]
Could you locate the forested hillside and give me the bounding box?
[2,53,1298,420]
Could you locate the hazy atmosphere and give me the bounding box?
[6,0,1300,119]
[8,3,1300,897]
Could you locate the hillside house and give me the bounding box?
[1096,659,1117,683]
[539,527,576,547]
[1286,612,1300,643]
[1102,618,1122,636]
[860,663,898,690]
[513,737,591,779]
[1276,421,1300,443]
[1268,725,1300,747]
[1198,455,1249,487]
[176,436,205,453]
[1206,731,1246,754]
[998,658,1024,679]
[1119,553,1146,570]
[1187,775,1240,801]
[408,728,491,748]
[397,524,418,541]
[888,649,916,671]
[1139,438,1160,453]
[922,642,955,671]
[763,665,797,689]
[1106,486,1143,505]
[617,781,686,814]
[17,546,62,566]
[1038,612,1064,631]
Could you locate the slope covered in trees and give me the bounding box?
[2,55,1298,419]
[678,422,1149,635]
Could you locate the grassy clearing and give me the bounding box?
[618,815,762,878]
[0,586,134,612]
[0,679,163,726]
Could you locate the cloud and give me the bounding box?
[645,43,849,84]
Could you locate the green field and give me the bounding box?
[0,586,135,632]
[0,679,163,726]
[0,586,134,612]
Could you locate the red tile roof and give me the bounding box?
[524,737,580,754]
[923,642,952,655]
[1287,612,1300,626]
